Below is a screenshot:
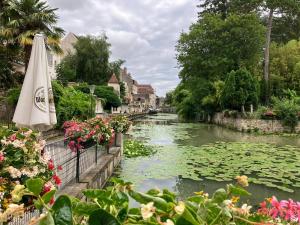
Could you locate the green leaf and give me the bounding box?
[179,206,201,225]
[187,196,205,204]
[39,213,55,225]
[72,201,99,216]
[52,195,73,225]
[228,184,250,196]
[129,190,169,211]
[42,190,56,204]
[26,178,44,196]
[33,199,43,210]
[212,189,228,204]
[83,189,107,199]
[88,209,121,225]
[117,207,128,222]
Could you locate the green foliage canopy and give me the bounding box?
[221,68,259,111]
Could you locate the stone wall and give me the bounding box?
[212,112,300,133]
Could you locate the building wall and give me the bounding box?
[149,93,156,109]
[48,32,78,79]
[108,83,120,96]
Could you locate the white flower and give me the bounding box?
[163,219,175,225]
[7,166,22,178]
[6,204,24,217]
[240,204,252,215]
[174,201,185,215]
[141,202,155,220]
[24,130,33,137]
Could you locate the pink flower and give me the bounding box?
[0,152,5,163]
[281,199,296,221]
[68,141,77,152]
[258,201,268,215]
[9,133,17,141]
[269,196,284,218]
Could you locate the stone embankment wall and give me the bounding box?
[212,112,300,133]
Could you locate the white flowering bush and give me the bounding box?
[109,115,131,134]
[0,127,61,223]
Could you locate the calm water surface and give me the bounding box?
[116,113,300,205]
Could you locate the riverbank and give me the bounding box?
[212,112,300,134]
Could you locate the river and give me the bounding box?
[116,113,300,205]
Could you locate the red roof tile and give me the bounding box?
[108,73,119,84]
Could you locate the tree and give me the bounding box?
[1,0,64,70]
[269,40,300,97]
[198,0,300,103]
[271,14,300,44]
[56,54,76,85]
[109,59,125,80]
[119,82,126,101]
[176,13,265,81]
[164,90,174,106]
[57,35,113,85]
[261,0,300,103]
[221,68,259,112]
[198,0,260,19]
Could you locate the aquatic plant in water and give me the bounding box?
[124,140,157,158]
[120,141,300,193]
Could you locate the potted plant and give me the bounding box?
[109,115,131,147]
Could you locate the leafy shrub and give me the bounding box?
[124,140,157,158]
[5,87,21,106]
[51,80,65,104]
[55,87,92,127]
[254,105,271,119]
[74,83,121,110]
[94,86,121,109]
[73,83,90,94]
[272,95,300,131]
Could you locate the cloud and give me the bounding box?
[46,0,198,96]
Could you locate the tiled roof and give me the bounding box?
[108,73,119,84]
[137,84,154,94]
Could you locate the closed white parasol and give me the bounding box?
[13,34,57,131]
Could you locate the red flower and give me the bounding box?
[48,161,55,170]
[52,174,62,186]
[43,184,51,193]
[50,197,55,205]
[57,165,63,171]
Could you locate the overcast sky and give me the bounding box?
[46,0,198,96]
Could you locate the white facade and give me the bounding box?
[48,32,78,79]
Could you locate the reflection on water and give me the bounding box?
[117,113,300,204]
